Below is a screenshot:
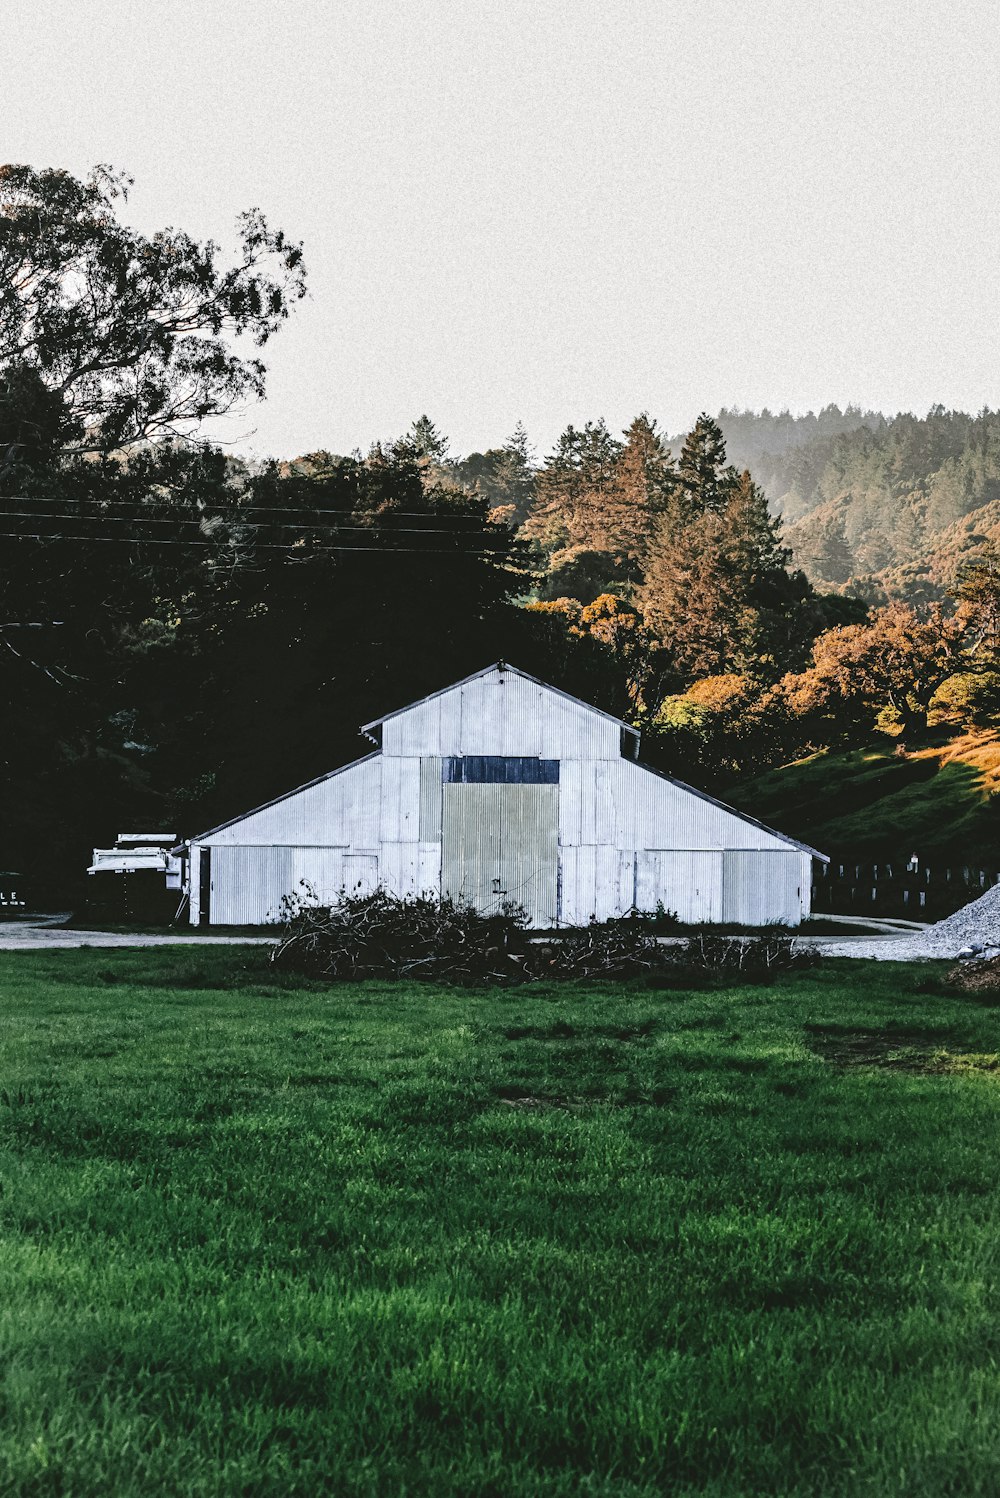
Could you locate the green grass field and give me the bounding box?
[3,949,1000,1496]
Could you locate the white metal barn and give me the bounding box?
[183,662,826,928]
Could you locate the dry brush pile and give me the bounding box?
[270,890,813,987]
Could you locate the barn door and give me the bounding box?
[441,759,559,928]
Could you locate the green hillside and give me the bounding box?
[729,732,1000,866]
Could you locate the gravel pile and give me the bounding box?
[813,882,1000,961]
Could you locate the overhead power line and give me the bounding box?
[0,530,520,557]
[0,495,496,523]
[0,508,514,540]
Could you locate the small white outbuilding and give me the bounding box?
[181,662,826,928]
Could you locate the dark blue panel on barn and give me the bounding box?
[442,756,560,784]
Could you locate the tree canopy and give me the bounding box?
[0,164,306,456]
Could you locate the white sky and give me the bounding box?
[5,0,1000,460]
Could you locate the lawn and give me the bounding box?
[3,949,1000,1495]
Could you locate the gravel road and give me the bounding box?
[813,883,1000,961]
[4,893,997,960]
[0,916,275,951]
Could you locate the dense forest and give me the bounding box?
[5,164,1000,897]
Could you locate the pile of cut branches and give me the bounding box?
[270,889,532,985]
[651,930,816,988]
[270,890,818,988]
[532,919,664,981]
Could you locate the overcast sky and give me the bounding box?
[6,0,1000,460]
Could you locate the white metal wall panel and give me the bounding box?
[378,757,420,843]
[417,841,441,896]
[439,686,463,756]
[636,851,724,924]
[205,757,383,847]
[293,847,348,905]
[594,845,626,923]
[564,844,597,925]
[343,853,379,897]
[616,848,637,916]
[379,842,421,898]
[609,760,795,852]
[292,848,381,904]
[385,696,441,755]
[382,670,623,759]
[460,674,544,757]
[558,760,583,847]
[210,846,294,924]
[721,852,804,925]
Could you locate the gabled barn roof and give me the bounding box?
[360,661,641,744]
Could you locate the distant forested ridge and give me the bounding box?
[450,404,1000,604]
[706,405,1000,601]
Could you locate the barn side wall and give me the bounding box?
[557,760,809,926]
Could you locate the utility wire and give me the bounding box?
[0,530,522,557]
[0,495,499,522]
[0,508,515,540]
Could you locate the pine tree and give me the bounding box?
[605,413,676,565]
[520,419,623,558]
[492,421,536,521]
[677,413,734,515]
[407,414,450,462]
[812,519,855,584]
[640,424,811,681]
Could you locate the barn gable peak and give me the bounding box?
[359,661,639,746]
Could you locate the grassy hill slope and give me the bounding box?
[729,731,1000,865]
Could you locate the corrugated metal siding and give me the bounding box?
[501,784,559,927]
[293,847,348,905]
[442,784,502,911]
[383,671,622,760]
[210,846,294,924]
[460,675,544,757]
[721,851,804,924]
[608,761,795,852]
[418,756,442,840]
[206,757,383,847]
[636,851,724,924]
[442,783,558,927]
[417,841,441,895]
[343,852,380,897]
[379,842,420,898]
